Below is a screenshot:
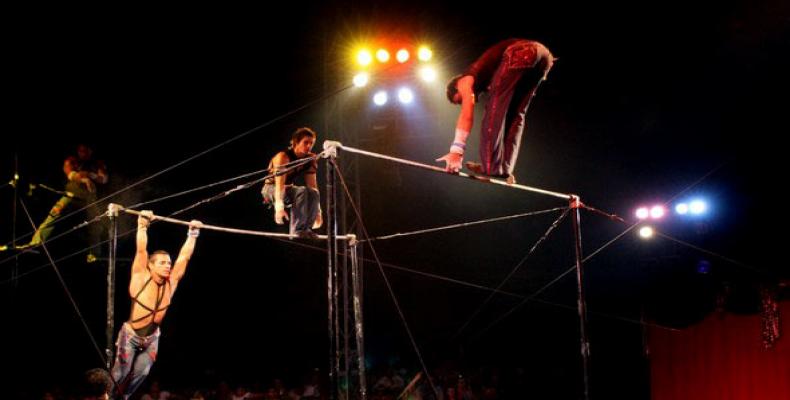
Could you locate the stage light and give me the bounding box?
[418,66,437,82]
[376,49,390,63]
[635,207,649,220]
[689,199,707,215]
[650,205,666,219]
[397,87,414,104]
[639,226,655,239]
[675,203,689,215]
[353,72,369,87]
[357,50,373,67]
[373,90,388,106]
[696,259,712,274]
[396,49,410,63]
[417,46,433,61]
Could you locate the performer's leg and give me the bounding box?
[29,195,73,246]
[305,188,320,229]
[479,41,540,177]
[501,73,544,176]
[84,193,104,261]
[110,324,137,399]
[288,186,307,234]
[290,186,320,234]
[125,333,159,398]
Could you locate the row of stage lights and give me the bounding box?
[356,46,433,66]
[635,198,709,239]
[351,45,438,106]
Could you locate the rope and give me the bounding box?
[359,207,568,242]
[451,208,571,341]
[264,233,680,331]
[0,152,327,269]
[0,213,106,268]
[3,83,354,250]
[19,199,109,367]
[129,152,322,210]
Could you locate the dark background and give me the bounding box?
[2,1,788,398]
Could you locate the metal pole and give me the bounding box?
[328,141,571,200]
[11,154,18,247]
[12,154,19,284]
[350,240,367,400]
[570,196,590,400]
[326,157,338,400]
[117,206,354,240]
[106,203,120,369]
[342,240,351,400]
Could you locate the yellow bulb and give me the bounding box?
[417,46,433,61]
[396,49,410,63]
[376,49,390,63]
[357,50,372,67]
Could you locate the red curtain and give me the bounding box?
[649,301,790,400]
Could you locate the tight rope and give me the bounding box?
[359,207,568,242]
[128,167,269,210]
[330,159,442,400]
[160,152,325,218]
[129,153,321,210]
[328,141,572,200]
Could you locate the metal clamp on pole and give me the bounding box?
[323,140,342,158]
[107,203,121,218]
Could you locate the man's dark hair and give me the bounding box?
[290,127,317,148]
[446,74,464,103]
[149,250,170,263]
[81,368,112,398]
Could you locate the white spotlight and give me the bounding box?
[689,200,707,215]
[639,226,655,239]
[650,205,666,219]
[353,73,369,87]
[418,66,437,82]
[397,87,414,104]
[396,49,410,63]
[635,207,649,220]
[675,203,689,215]
[376,49,390,63]
[373,91,388,106]
[417,46,433,61]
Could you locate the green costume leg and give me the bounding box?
[29,195,73,246]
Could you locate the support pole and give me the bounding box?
[106,203,120,369]
[350,239,367,400]
[342,240,350,400]
[326,156,339,400]
[11,155,19,283]
[570,195,590,400]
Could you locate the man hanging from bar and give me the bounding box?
[110,211,202,399]
[437,38,555,184]
[261,127,323,240]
